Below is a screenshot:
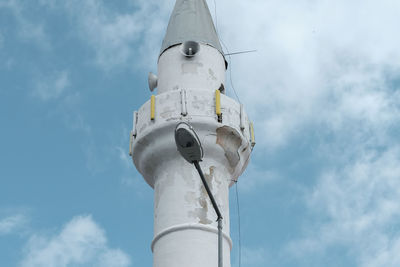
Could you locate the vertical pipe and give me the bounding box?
[218,217,223,267]
[133,111,138,137]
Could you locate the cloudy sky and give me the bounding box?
[1,0,400,266]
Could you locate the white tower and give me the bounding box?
[130,1,255,266]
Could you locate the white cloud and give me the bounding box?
[210,0,400,149]
[178,1,400,266]
[34,71,69,101]
[0,214,28,235]
[81,0,399,148]
[19,215,131,267]
[59,0,172,70]
[287,147,400,266]
[0,0,50,48]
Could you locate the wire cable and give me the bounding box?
[212,1,243,265]
[212,0,242,104]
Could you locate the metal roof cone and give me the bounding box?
[160,0,224,57]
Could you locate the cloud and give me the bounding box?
[19,215,131,267]
[287,147,400,266]
[71,0,399,148]
[209,0,400,149]
[58,0,171,70]
[34,71,70,101]
[0,0,50,48]
[0,214,29,235]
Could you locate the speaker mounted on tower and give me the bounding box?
[148,72,158,92]
[181,41,200,57]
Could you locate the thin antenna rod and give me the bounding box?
[224,50,257,56]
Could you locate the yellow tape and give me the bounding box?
[215,89,221,116]
[250,122,256,147]
[150,95,155,120]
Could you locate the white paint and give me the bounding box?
[132,41,251,267]
[157,44,226,94]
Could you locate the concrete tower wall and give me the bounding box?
[157,45,226,95]
[132,88,252,267]
[131,1,254,266]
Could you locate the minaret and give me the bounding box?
[130,1,255,266]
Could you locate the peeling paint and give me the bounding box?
[204,166,216,188]
[188,166,218,225]
[216,126,242,172]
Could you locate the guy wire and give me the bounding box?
[213,1,243,265]
[212,0,242,105]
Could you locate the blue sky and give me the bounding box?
[1,0,400,266]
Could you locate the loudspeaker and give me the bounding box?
[148,72,158,92]
[181,41,200,57]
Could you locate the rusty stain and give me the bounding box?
[216,126,242,172]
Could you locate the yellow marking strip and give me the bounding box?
[250,122,256,147]
[215,89,221,116]
[150,95,155,120]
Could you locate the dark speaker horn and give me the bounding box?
[181,41,200,57]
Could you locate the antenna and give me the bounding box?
[148,72,158,92]
[224,50,257,56]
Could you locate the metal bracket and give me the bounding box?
[180,89,188,116]
[129,111,138,157]
[240,104,245,131]
[133,111,138,138]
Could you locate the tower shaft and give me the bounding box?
[131,1,253,266]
